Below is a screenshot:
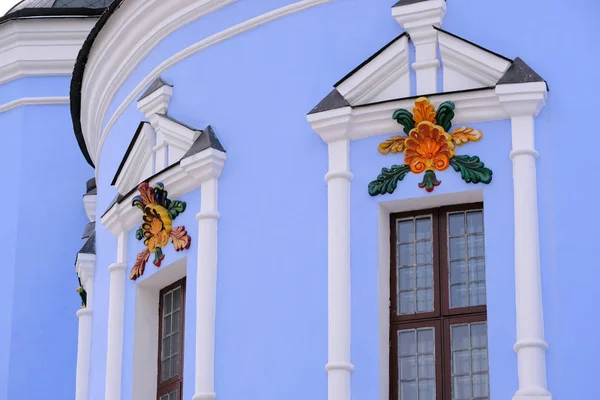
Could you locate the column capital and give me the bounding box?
[392,0,446,43]
[496,82,547,118]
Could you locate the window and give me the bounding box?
[390,204,489,400]
[157,279,186,400]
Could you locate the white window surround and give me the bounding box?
[132,257,187,400]
[307,3,551,398]
[113,122,156,196]
[101,145,225,400]
[75,252,96,400]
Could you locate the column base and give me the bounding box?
[192,392,216,400]
[513,388,552,400]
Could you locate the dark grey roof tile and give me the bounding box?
[308,89,350,115]
[497,57,547,87]
[139,77,172,101]
[82,222,95,239]
[183,125,226,157]
[79,231,96,255]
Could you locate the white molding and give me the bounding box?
[102,148,226,236]
[151,114,201,170]
[105,237,128,400]
[75,252,96,400]
[392,0,446,94]
[0,19,96,85]
[0,96,70,114]
[325,139,353,400]
[132,258,187,400]
[438,30,511,92]
[307,88,507,143]
[138,83,172,119]
[192,177,220,400]
[83,194,97,222]
[497,83,552,400]
[336,35,410,105]
[114,123,155,195]
[82,0,334,167]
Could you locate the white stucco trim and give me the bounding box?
[114,123,155,196]
[309,83,551,400]
[75,252,96,400]
[132,258,187,400]
[496,81,551,400]
[83,194,97,222]
[83,0,334,168]
[336,34,410,105]
[0,96,70,114]
[0,18,96,85]
[392,0,446,94]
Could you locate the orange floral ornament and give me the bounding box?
[129,182,191,280]
[369,97,493,195]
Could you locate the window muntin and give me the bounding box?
[157,279,185,400]
[391,204,489,400]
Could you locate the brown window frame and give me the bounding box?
[390,202,487,400]
[157,278,186,400]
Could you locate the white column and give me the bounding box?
[497,83,551,400]
[192,177,220,400]
[75,254,96,400]
[76,307,93,400]
[324,139,354,400]
[105,232,128,400]
[392,0,446,95]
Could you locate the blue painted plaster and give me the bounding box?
[88,0,600,400]
[0,76,71,105]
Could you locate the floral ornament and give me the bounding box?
[130,182,191,280]
[76,277,87,309]
[368,97,492,195]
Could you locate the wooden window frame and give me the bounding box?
[390,203,487,400]
[157,278,186,400]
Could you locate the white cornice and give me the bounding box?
[83,194,97,222]
[392,0,446,43]
[0,96,70,114]
[101,148,226,236]
[82,0,237,162]
[80,0,334,169]
[114,123,155,195]
[438,30,511,92]
[0,18,96,86]
[496,81,547,117]
[138,83,173,119]
[76,253,96,289]
[337,35,410,105]
[307,88,508,143]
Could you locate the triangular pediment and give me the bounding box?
[308,0,546,116]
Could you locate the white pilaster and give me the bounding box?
[497,82,551,400]
[75,253,96,400]
[325,139,354,400]
[392,0,446,94]
[104,231,128,400]
[191,158,224,400]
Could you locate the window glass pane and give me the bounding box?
[171,353,180,377]
[173,288,181,311]
[161,359,171,382]
[469,283,486,306]
[450,284,468,308]
[416,265,433,288]
[450,261,466,284]
[447,209,486,308]
[449,237,466,260]
[400,381,417,400]
[418,380,435,400]
[398,243,415,266]
[398,220,415,242]
[159,394,169,400]
[415,218,431,240]
[416,241,432,264]
[416,289,433,312]
[172,310,181,333]
[399,330,416,355]
[398,328,436,400]
[467,235,485,258]
[399,291,415,314]
[398,267,415,290]
[162,337,171,359]
[449,213,465,236]
[466,211,484,233]
[450,322,490,400]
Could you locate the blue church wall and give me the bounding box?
[88,0,600,400]
[0,76,71,105]
[0,103,92,400]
